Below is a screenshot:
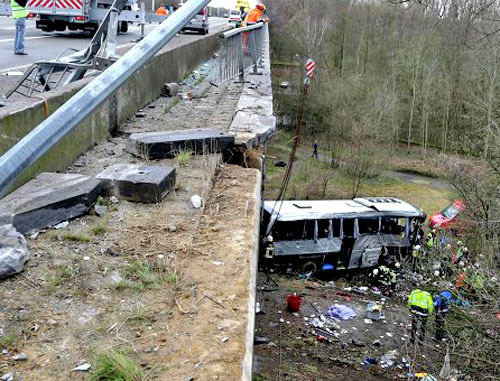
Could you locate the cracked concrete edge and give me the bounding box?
[242,168,262,381]
[230,26,276,148]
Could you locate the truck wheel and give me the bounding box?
[54,21,66,32]
[120,21,128,33]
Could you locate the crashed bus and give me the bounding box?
[261,197,426,273]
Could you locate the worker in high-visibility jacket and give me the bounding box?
[245,3,265,24]
[155,4,168,16]
[408,289,434,344]
[11,0,28,55]
[425,230,436,250]
[242,4,267,54]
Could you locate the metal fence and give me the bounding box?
[211,22,267,85]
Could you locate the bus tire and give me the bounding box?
[301,261,317,275]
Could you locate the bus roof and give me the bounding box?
[263,198,426,221]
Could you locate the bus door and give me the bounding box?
[340,218,356,268]
[348,218,383,269]
[379,217,411,256]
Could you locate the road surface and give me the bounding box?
[0,16,228,72]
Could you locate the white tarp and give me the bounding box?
[0,224,30,279]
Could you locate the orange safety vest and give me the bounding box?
[245,8,263,24]
[156,7,168,16]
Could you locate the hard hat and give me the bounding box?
[266,235,273,242]
[446,244,451,249]
[414,245,421,250]
[433,270,440,277]
[463,247,468,253]
[457,241,463,246]
[256,4,265,10]
[372,269,379,276]
[395,262,401,269]
[458,260,465,268]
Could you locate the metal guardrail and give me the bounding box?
[0,0,211,198]
[213,22,267,85]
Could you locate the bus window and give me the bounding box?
[343,219,355,238]
[302,220,315,240]
[317,219,330,239]
[381,217,406,235]
[358,218,379,235]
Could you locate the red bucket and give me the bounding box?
[286,294,302,312]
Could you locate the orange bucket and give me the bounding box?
[286,294,302,312]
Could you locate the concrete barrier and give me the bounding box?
[0,32,220,191]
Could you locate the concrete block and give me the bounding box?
[229,111,276,148]
[96,164,175,203]
[125,129,234,159]
[0,173,101,234]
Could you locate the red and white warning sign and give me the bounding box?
[305,58,316,78]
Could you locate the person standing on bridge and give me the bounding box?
[11,0,28,55]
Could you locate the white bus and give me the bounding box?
[261,197,426,273]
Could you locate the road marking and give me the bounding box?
[0,64,31,74]
[0,35,56,43]
[0,26,37,31]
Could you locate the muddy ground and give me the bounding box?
[253,272,453,381]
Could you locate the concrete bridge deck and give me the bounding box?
[0,22,273,380]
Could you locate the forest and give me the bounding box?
[262,1,500,379]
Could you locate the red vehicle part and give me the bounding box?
[428,200,465,229]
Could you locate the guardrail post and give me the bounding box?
[237,33,245,83]
[250,30,258,74]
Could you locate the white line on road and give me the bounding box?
[0,26,37,31]
[0,35,56,43]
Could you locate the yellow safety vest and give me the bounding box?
[408,289,434,315]
[11,0,28,19]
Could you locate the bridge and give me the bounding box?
[0,1,274,379]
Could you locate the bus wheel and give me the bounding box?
[301,261,317,275]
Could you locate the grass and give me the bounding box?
[175,150,192,166]
[164,97,180,113]
[91,219,108,235]
[62,231,91,242]
[48,230,91,242]
[0,334,18,350]
[91,349,144,381]
[119,260,164,291]
[47,265,73,289]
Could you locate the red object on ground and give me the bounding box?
[286,294,302,312]
[316,335,327,342]
[336,290,353,302]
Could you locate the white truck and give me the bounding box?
[0,0,165,34]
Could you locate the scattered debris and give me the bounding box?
[191,195,203,209]
[109,196,120,204]
[211,260,224,266]
[0,224,30,279]
[168,225,177,232]
[73,363,92,372]
[366,302,384,320]
[135,111,146,118]
[221,336,228,343]
[1,373,13,381]
[325,304,356,320]
[12,353,27,361]
[54,221,69,230]
[94,204,108,217]
[254,335,270,345]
